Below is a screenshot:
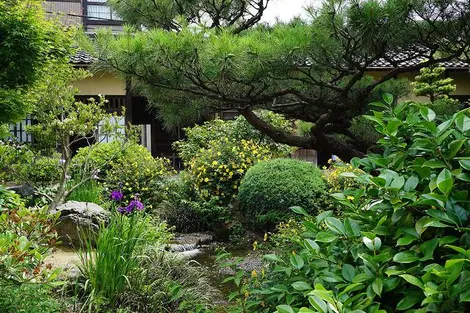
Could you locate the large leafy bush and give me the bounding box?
[238,158,327,223]
[0,142,61,186]
[225,94,470,313]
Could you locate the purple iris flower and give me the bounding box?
[110,190,123,201]
[117,206,127,214]
[126,199,144,212]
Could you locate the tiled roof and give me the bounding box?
[368,48,469,69]
[70,50,94,65]
[71,50,469,69]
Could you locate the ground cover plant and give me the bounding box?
[219,90,470,312]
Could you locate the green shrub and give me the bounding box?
[238,158,327,221]
[174,112,293,205]
[155,175,229,232]
[0,282,64,313]
[174,111,293,162]
[0,185,24,210]
[66,180,103,204]
[186,138,275,204]
[72,141,174,207]
[71,140,126,178]
[225,93,470,313]
[0,142,61,186]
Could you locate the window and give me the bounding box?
[87,5,111,20]
[85,1,121,22]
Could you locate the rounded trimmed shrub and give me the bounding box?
[238,158,327,219]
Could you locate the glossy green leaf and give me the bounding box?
[290,255,304,270]
[420,238,438,261]
[455,114,470,132]
[447,139,465,159]
[396,291,422,310]
[437,169,453,194]
[390,176,405,190]
[324,217,345,235]
[387,119,401,135]
[308,295,327,313]
[292,281,312,291]
[342,264,356,282]
[372,278,383,296]
[422,160,446,169]
[316,232,337,243]
[420,107,436,121]
[304,239,320,253]
[290,206,308,216]
[404,176,419,192]
[363,236,381,251]
[344,218,361,237]
[397,235,417,246]
[382,93,394,105]
[399,274,424,289]
[276,305,294,313]
[393,252,419,263]
[264,254,284,263]
[459,159,470,170]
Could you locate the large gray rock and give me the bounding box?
[50,201,110,247]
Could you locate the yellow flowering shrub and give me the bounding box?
[322,159,364,193]
[72,142,175,206]
[105,146,175,206]
[187,138,274,203]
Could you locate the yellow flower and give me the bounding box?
[347,196,354,201]
[251,270,258,278]
[263,233,268,241]
[252,241,258,250]
[204,177,209,182]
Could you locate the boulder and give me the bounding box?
[50,201,110,247]
[7,184,35,197]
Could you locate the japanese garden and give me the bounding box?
[1,0,470,312]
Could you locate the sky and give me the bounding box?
[262,0,321,23]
